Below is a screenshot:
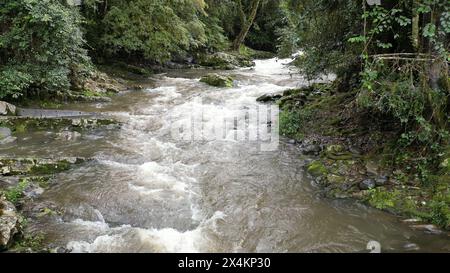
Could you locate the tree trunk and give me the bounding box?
[232,0,261,51]
[412,0,420,51]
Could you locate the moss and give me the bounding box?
[39,101,63,109]
[10,232,45,253]
[82,89,102,97]
[37,207,57,218]
[15,121,28,133]
[307,160,328,177]
[4,178,29,205]
[200,74,234,88]
[30,161,71,175]
[326,174,345,183]
[366,188,400,210]
[29,176,51,189]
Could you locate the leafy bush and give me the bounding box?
[0,0,92,99]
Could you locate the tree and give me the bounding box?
[81,0,227,63]
[0,0,91,99]
[232,0,262,50]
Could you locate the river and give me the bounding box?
[10,57,450,252]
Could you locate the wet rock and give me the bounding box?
[402,218,421,223]
[256,94,282,103]
[56,130,82,141]
[287,139,296,144]
[53,247,69,253]
[23,184,45,198]
[0,127,12,139]
[196,52,254,69]
[278,93,307,110]
[375,176,388,186]
[410,224,443,235]
[326,144,345,154]
[365,160,380,176]
[0,136,17,145]
[307,160,328,177]
[0,157,89,176]
[302,144,322,155]
[349,146,363,155]
[77,71,126,96]
[0,101,17,116]
[200,74,234,88]
[0,195,20,249]
[403,243,420,251]
[359,178,376,190]
[327,174,345,184]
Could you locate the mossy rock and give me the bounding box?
[327,174,346,184]
[196,52,254,69]
[307,160,328,177]
[200,74,234,88]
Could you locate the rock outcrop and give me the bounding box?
[0,101,17,116]
[200,74,234,88]
[196,52,254,70]
[0,195,19,249]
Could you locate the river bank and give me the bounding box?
[275,83,450,233]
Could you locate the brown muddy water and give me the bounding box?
[2,58,449,252]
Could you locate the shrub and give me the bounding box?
[0,0,91,99]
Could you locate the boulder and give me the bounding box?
[375,176,388,186]
[302,144,322,155]
[359,178,376,190]
[0,127,12,139]
[200,74,234,88]
[256,94,282,103]
[196,52,254,69]
[307,160,328,177]
[0,127,17,145]
[0,101,17,116]
[0,195,20,249]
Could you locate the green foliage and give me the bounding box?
[277,0,363,79]
[367,188,400,210]
[279,110,307,139]
[5,178,29,205]
[12,232,45,252]
[83,0,228,63]
[0,0,92,99]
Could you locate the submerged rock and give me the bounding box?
[0,195,20,249]
[200,74,234,88]
[410,224,444,235]
[56,130,82,141]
